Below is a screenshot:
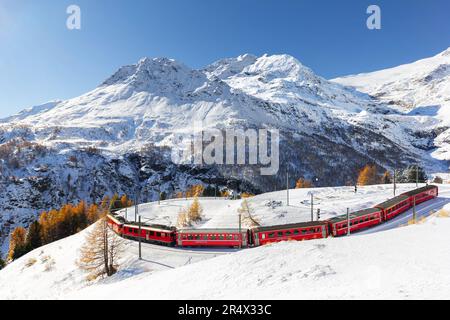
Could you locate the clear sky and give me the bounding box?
[1,0,449,118]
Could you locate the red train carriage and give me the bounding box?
[107,214,125,234]
[176,229,249,248]
[122,223,176,246]
[328,208,383,237]
[401,185,438,206]
[251,221,329,246]
[375,195,411,221]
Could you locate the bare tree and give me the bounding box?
[238,199,260,227]
[78,217,125,280]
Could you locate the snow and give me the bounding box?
[1,184,450,300]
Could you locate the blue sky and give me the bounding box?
[0,0,449,118]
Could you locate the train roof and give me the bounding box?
[375,194,410,210]
[252,221,328,233]
[177,228,248,234]
[123,221,176,232]
[328,207,381,224]
[401,185,438,197]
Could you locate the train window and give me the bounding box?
[203,235,208,240]
[302,230,307,234]
[196,235,201,240]
[262,234,266,239]
[156,232,161,237]
[277,231,283,237]
[293,230,299,235]
[150,231,155,236]
[188,235,193,240]
[219,235,224,240]
[161,233,165,237]
[234,235,239,240]
[268,233,275,238]
[285,231,292,236]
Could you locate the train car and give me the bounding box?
[401,185,438,206]
[122,223,176,246]
[251,221,329,246]
[374,194,411,221]
[176,229,249,248]
[107,214,125,234]
[328,208,383,237]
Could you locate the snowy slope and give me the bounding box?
[1,184,450,299]
[333,47,450,162]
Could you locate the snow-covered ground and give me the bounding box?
[1,184,450,300]
[118,183,440,229]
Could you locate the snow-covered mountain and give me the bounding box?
[333,47,450,161]
[1,51,450,253]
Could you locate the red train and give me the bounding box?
[106,185,439,248]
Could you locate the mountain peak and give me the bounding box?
[101,57,195,88]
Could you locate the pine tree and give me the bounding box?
[0,255,5,270]
[8,227,27,261]
[238,200,260,227]
[78,217,125,280]
[401,165,427,183]
[25,221,42,251]
[188,197,203,222]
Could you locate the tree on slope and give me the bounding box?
[238,199,260,227]
[8,227,27,261]
[188,197,203,223]
[0,254,5,270]
[381,170,392,184]
[357,165,379,186]
[295,178,313,189]
[78,217,125,280]
[25,221,42,252]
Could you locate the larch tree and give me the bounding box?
[176,208,190,228]
[188,197,203,223]
[8,226,27,261]
[0,254,5,270]
[295,178,313,189]
[382,170,392,184]
[78,217,125,280]
[357,165,379,186]
[238,199,260,227]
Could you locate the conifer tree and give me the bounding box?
[25,221,42,251]
[295,178,313,189]
[8,227,27,261]
[0,255,5,270]
[382,171,392,184]
[78,217,125,280]
[188,197,203,222]
[357,165,379,186]
[238,200,260,227]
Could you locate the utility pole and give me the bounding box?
[413,197,417,223]
[393,168,397,196]
[317,208,321,221]
[286,168,290,206]
[138,216,142,260]
[347,208,351,236]
[238,213,242,249]
[310,193,314,222]
[158,184,161,205]
[416,165,419,188]
[134,190,139,223]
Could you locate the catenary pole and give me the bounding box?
[138,215,142,260]
[347,208,351,236]
[286,169,289,206]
